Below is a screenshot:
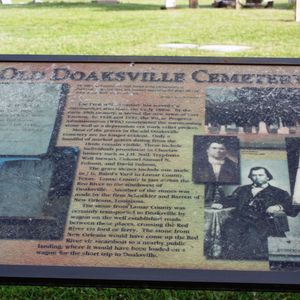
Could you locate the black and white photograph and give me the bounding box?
[192,135,240,184]
[0,83,79,240]
[0,147,79,240]
[205,87,300,136]
[204,156,300,261]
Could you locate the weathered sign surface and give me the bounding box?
[0,56,299,288]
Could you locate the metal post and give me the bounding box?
[189,0,198,8]
[296,0,300,21]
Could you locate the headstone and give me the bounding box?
[164,0,176,8]
[269,237,300,270]
[220,125,226,134]
[198,45,251,52]
[252,125,258,133]
[236,0,242,8]
[238,127,245,134]
[226,122,238,133]
[258,121,268,134]
[96,0,118,3]
[1,0,12,4]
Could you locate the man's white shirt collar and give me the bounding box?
[208,157,225,165]
[251,183,269,196]
[208,157,225,180]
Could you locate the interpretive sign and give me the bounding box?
[0,55,300,289]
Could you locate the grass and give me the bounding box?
[3,287,300,300]
[0,0,299,57]
[1,0,300,298]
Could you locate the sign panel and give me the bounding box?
[0,55,300,289]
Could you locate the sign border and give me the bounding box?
[1,54,300,65]
[0,55,300,290]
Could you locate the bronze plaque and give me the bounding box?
[0,55,300,289]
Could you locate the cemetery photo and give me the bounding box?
[205,87,300,137]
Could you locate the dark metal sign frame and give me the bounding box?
[0,55,299,291]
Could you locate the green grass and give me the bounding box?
[0,0,299,57]
[1,0,300,298]
[2,287,300,300]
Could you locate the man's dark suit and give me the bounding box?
[221,184,292,260]
[193,157,239,184]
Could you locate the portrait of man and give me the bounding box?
[192,136,240,184]
[213,166,295,260]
